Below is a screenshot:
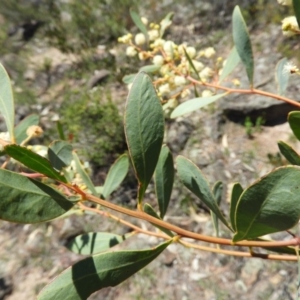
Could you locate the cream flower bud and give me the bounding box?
[117,33,132,43]
[232,79,241,86]
[192,60,204,72]
[278,0,292,5]
[31,145,48,157]
[0,132,10,150]
[163,98,178,112]
[158,83,170,96]
[138,52,147,60]
[203,47,216,58]
[283,61,299,74]
[181,89,191,98]
[163,40,175,58]
[199,67,214,80]
[26,125,43,137]
[160,65,170,76]
[148,29,160,41]
[126,46,137,57]
[150,38,165,48]
[153,55,164,66]
[0,132,10,143]
[135,33,146,46]
[141,17,148,25]
[282,16,300,37]
[186,46,196,59]
[174,75,186,86]
[201,90,213,97]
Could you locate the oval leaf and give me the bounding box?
[124,72,164,203]
[219,46,241,83]
[232,6,254,86]
[130,9,148,39]
[170,93,226,119]
[0,169,73,223]
[183,47,201,80]
[211,181,223,237]
[144,203,174,237]
[15,114,39,144]
[139,65,160,73]
[38,240,171,300]
[288,111,300,141]
[73,151,97,196]
[278,141,300,165]
[0,63,15,141]
[122,74,137,85]
[229,183,243,231]
[102,154,129,199]
[176,156,229,228]
[154,145,174,219]
[5,144,67,183]
[48,140,73,171]
[66,232,131,255]
[275,58,289,96]
[233,166,300,242]
[56,120,66,140]
[159,12,174,37]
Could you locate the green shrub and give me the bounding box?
[59,87,125,166]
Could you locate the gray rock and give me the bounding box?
[166,119,194,153]
[87,69,111,88]
[0,276,12,300]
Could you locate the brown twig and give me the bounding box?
[83,192,300,249]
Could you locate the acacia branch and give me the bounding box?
[84,193,300,249]
[187,76,300,108]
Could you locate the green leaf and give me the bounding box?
[159,12,174,37]
[211,181,223,237]
[48,141,73,171]
[262,244,300,255]
[144,203,174,237]
[176,156,229,228]
[293,0,300,28]
[183,47,201,80]
[130,9,148,40]
[66,232,131,255]
[278,141,300,165]
[232,6,254,86]
[154,145,174,219]
[124,72,164,204]
[213,182,223,205]
[73,151,97,196]
[0,169,73,223]
[122,74,137,85]
[229,183,243,232]
[102,154,129,199]
[15,114,39,144]
[194,85,199,97]
[56,120,66,140]
[139,65,160,73]
[0,63,15,141]
[288,111,300,141]
[170,93,227,119]
[275,58,289,96]
[5,144,67,183]
[38,240,171,300]
[233,166,300,242]
[219,46,240,83]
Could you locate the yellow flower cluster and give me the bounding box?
[278,0,300,37]
[118,14,223,112]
